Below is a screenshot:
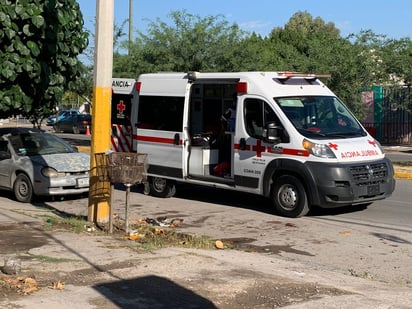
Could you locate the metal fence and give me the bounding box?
[362,86,412,145]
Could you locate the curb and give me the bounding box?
[76,146,91,153]
[394,169,412,180]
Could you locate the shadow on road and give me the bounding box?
[92,275,217,309]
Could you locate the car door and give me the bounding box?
[58,115,75,132]
[234,97,283,191]
[0,139,13,188]
[135,95,185,179]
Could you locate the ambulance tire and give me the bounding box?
[149,177,176,198]
[272,175,309,218]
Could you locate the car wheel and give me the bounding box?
[72,125,80,134]
[13,174,34,203]
[271,175,309,218]
[148,177,176,198]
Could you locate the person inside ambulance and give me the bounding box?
[221,105,236,132]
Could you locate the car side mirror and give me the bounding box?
[264,122,288,144]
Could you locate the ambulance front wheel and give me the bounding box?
[272,175,309,218]
[148,177,176,198]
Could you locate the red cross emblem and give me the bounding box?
[252,140,266,157]
[328,142,338,150]
[368,140,377,147]
[117,100,126,114]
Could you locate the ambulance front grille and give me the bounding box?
[350,163,388,186]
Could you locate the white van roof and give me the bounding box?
[137,72,335,98]
[112,78,137,94]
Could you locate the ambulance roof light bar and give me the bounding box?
[276,72,331,84]
[277,72,331,78]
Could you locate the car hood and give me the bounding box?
[29,152,90,172]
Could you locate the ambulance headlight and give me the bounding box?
[302,139,336,158]
[375,139,385,154]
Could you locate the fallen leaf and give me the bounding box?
[215,240,224,249]
[339,230,352,235]
[170,218,184,227]
[128,233,142,241]
[154,228,164,235]
[48,280,64,290]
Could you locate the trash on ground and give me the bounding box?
[1,257,21,275]
[85,225,96,232]
[135,217,184,228]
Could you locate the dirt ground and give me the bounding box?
[0,221,350,308]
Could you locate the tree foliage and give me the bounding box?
[113,10,246,76]
[113,10,410,118]
[2,5,409,123]
[0,0,88,127]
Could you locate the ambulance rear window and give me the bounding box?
[137,95,184,131]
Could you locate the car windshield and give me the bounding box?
[8,133,76,156]
[275,96,366,139]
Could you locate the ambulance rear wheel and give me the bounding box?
[272,175,309,218]
[149,177,176,198]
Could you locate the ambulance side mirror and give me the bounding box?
[264,122,286,144]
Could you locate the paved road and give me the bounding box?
[1,125,412,308]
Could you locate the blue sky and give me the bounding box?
[77,0,411,40]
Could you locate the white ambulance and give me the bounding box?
[130,71,395,217]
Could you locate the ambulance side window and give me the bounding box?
[244,99,279,139]
[137,96,184,131]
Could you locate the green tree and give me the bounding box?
[264,12,370,115]
[0,0,88,127]
[111,9,410,120]
[113,10,246,77]
[350,30,412,86]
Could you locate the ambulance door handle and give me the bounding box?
[239,138,247,150]
[174,133,180,145]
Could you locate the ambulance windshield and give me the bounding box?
[275,96,366,139]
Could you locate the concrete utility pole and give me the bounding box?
[88,0,114,224]
[128,0,133,55]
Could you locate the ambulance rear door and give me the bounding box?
[111,78,136,152]
[134,75,188,180]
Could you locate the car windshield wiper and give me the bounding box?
[297,128,327,137]
[325,131,365,138]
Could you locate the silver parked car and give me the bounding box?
[0,127,90,202]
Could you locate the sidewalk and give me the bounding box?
[383,145,412,179]
[1,194,412,308]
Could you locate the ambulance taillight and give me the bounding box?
[136,82,141,92]
[237,82,247,94]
